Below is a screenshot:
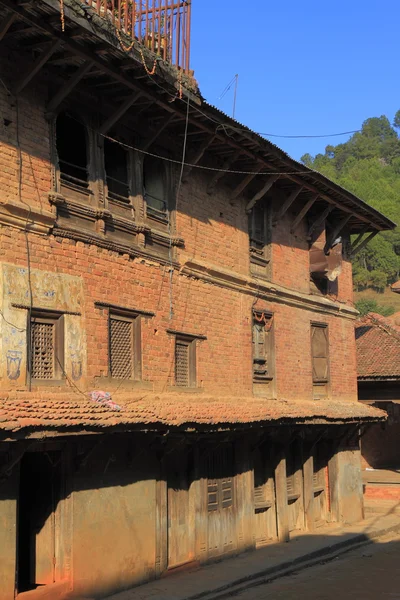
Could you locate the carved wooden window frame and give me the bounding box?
[108,310,142,382]
[142,153,171,225]
[28,310,65,383]
[311,322,330,399]
[248,199,271,275]
[252,310,275,397]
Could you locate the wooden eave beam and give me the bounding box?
[307,204,334,240]
[14,37,62,94]
[351,224,370,249]
[231,170,261,200]
[99,91,141,135]
[142,113,176,151]
[351,230,378,257]
[290,194,318,233]
[1,0,387,231]
[182,134,216,181]
[0,10,16,41]
[273,186,303,225]
[46,59,94,114]
[246,174,280,213]
[207,151,241,195]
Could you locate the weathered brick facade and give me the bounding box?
[0,2,394,599]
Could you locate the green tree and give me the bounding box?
[355,298,395,317]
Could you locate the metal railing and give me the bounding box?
[85,1,191,73]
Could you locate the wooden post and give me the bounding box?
[328,445,339,523]
[303,445,314,531]
[274,446,289,542]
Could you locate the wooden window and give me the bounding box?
[104,138,130,204]
[248,200,270,274]
[56,112,89,197]
[311,323,329,398]
[109,312,141,380]
[206,445,234,512]
[175,335,196,388]
[253,447,274,510]
[29,312,64,381]
[286,444,301,501]
[143,155,168,220]
[252,311,274,396]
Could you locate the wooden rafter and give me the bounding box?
[307,204,334,240]
[142,113,176,151]
[325,213,352,250]
[351,230,378,257]
[207,151,240,195]
[47,60,94,114]
[99,92,141,135]
[290,194,318,234]
[246,174,280,213]
[272,186,303,225]
[182,134,216,181]
[351,224,370,250]
[14,38,62,94]
[0,10,16,41]
[231,171,260,200]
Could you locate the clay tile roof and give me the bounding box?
[0,392,386,436]
[391,280,400,293]
[356,313,400,379]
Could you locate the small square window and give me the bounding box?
[175,336,196,388]
[109,313,141,380]
[29,312,64,381]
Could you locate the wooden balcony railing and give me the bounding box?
[85,1,191,73]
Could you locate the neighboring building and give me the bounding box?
[0,2,394,599]
[356,313,400,499]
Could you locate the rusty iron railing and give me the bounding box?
[85,1,191,73]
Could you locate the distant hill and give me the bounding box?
[301,111,400,306]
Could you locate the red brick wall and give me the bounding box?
[0,58,358,402]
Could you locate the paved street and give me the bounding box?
[234,534,400,600]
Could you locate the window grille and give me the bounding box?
[175,339,190,387]
[110,316,134,379]
[31,320,55,380]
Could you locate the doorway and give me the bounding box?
[17,451,62,592]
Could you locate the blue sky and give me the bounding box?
[190,0,400,161]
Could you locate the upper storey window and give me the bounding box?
[248,199,271,276]
[104,138,130,204]
[56,113,89,200]
[143,155,168,220]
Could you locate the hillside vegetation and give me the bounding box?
[301,111,400,305]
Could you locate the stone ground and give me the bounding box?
[234,531,400,600]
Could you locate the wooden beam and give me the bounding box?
[351,224,370,250]
[273,186,303,225]
[290,194,318,233]
[303,446,314,531]
[326,213,352,250]
[275,447,289,543]
[232,171,260,200]
[182,134,216,181]
[99,92,141,135]
[307,204,334,240]
[246,174,279,213]
[351,230,378,257]
[142,113,176,151]
[47,60,94,114]
[14,38,62,94]
[0,11,16,41]
[207,151,240,195]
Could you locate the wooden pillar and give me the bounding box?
[303,445,314,531]
[155,452,168,576]
[274,446,289,542]
[328,444,340,523]
[194,446,208,563]
[235,437,254,552]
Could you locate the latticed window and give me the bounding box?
[30,313,64,381]
[311,323,329,398]
[248,199,270,273]
[109,314,135,380]
[252,311,274,384]
[175,335,196,387]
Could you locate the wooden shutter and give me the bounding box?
[207,446,234,512]
[110,315,133,379]
[252,314,272,382]
[249,204,266,249]
[31,319,55,379]
[311,325,329,383]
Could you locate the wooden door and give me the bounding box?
[253,447,277,546]
[206,445,235,559]
[313,443,330,525]
[167,449,194,568]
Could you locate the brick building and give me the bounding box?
[356,312,400,499]
[0,1,395,599]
